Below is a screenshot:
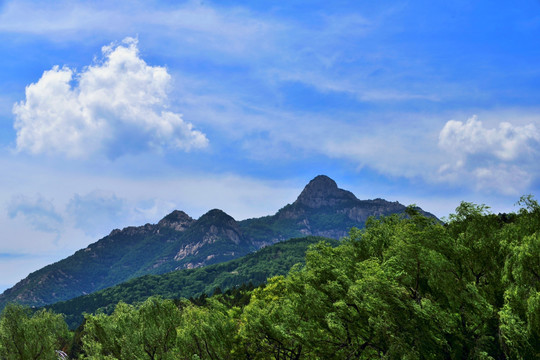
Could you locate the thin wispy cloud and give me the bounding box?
[0,1,279,56]
[67,190,128,237]
[7,194,63,233]
[0,0,440,104]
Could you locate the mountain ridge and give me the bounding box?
[0,175,437,309]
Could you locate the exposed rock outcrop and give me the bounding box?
[157,210,194,231]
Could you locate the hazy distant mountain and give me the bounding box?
[0,175,436,309]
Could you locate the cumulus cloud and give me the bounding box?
[439,115,539,161]
[438,115,540,194]
[66,190,129,237]
[13,37,208,158]
[7,194,63,233]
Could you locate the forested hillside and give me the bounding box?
[45,236,338,329]
[1,198,539,359]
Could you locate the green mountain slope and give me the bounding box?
[1,175,436,310]
[46,236,338,329]
[0,209,254,309]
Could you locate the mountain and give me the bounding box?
[0,175,436,309]
[0,209,253,309]
[240,175,434,245]
[46,236,338,329]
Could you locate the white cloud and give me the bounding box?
[13,37,208,158]
[439,115,539,161]
[438,115,540,194]
[7,194,63,233]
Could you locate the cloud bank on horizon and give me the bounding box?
[0,0,539,291]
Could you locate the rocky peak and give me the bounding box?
[198,209,236,224]
[157,210,194,231]
[173,209,246,265]
[295,175,358,208]
[196,209,244,244]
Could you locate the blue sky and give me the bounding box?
[1,0,540,291]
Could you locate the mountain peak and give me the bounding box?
[306,175,338,189]
[198,209,236,223]
[157,210,194,231]
[295,175,358,208]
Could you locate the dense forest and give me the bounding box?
[1,197,539,359]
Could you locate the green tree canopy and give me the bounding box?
[0,303,69,360]
[82,296,182,360]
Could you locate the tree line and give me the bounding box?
[1,197,539,359]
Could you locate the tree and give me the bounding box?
[239,275,306,360]
[0,303,69,360]
[443,202,506,358]
[82,296,182,360]
[240,216,454,360]
[500,231,540,358]
[176,299,238,360]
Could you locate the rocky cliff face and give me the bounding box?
[157,210,194,231]
[173,209,250,269]
[0,175,437,309]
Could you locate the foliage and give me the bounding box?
[499,197,540,359]
[235,200,540,359]
[0,303,69,360]
[82,297,181,360]
[238,216,453,359]
[3,197,540,359]
[46,236,337,329]
[176,299,238,360]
